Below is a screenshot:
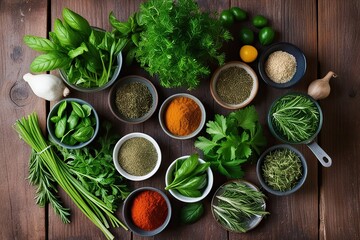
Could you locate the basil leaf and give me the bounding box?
[54,19,81,48]
[109,12,131,35]
[180,203,204,224]
[82,104,92,117]
[50,116,61,123]
[62,8,91,36]
[55,116,67,139]
[67,110,79,129]
[57,100,67,117]
[124,48,136,66]
[49,31,61,46]
[174,154,199,182]
[175,174,207,190]
[177,189,201,198]
[23,35,58,52]
[68,42,88,59]
[71,101,85,118]
[72,126,94,142]
[191,162,211,176]
[30,52,71,72]
[131,33,140,47]
[61,134,77,146]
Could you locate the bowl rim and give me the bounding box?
[211,179,266,232]
[59,52,122,92]
[210,61,259,110]
[256,144,308,196]
[108,75,158,124]
[112,132,162,181]
[46,98,99,150]
[165,155,213,203]
[258,42,307,89]
[158,93,206,140]
[122,187,172,236]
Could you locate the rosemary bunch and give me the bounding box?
[271,94,320,142]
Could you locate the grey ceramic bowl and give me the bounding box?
[59,52,122,92]
[158,93,206,140]
[256,144,308,196]
[258,42,306,89]
[47,98,99,149]
[108,75,158,124]
[122,187,172,237]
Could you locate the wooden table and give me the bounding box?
[1,0,359,239]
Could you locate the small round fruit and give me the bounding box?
[252,15,268,28]
[230,7,247,21]
[240,45,258,63]
[259,27,275,45]
[239,27,254,44]
[220,10,234,27]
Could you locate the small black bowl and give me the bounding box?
[258,42,307,89]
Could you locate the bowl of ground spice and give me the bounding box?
[113,132,161,181]
[158,93,206,140]
[123,187,171,236]
[258,42,307,88]
[108,75,158,124]
[210,61,259,109]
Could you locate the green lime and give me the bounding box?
[220,9,234,27]
[252,15,268,28]
[230,7,247,21]
[259,27,275,45]
[239,27,254,44]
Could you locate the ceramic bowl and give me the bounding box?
[108,75,158,124]
[59,52,122,92]
[210,61,259,109]
[165,155,213,203]
[258,42,307,89]
[211,180,267,232]
[47,98,99,149]
[113,132,161,181]
[256,144,308,196]
[122,187,172,237]
[158,93,206,140]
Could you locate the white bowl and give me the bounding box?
[113,132,161,181]
[165,155,213,203]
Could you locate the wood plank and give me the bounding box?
[0,0,48,239]
[318,0,360,239]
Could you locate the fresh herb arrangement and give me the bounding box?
[270,94,320,142]
[14,113,128,240]
[212,181,269,232]
[23,8,126,88]
[195,106,266,178]
[110,0,232,89]
[180,202,204,224]
[165,154,210,197]
[262,148,303,191]
[50,100,96,146]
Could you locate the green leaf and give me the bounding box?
[30,52,71,72]
[72,126,94,142]
[23,35,58,52]
[177,189,201,198]
[175,174,207,190]
[62,8,91,36]
[57,101,67,117]
[180,203,204,224]
[50,116,61,123]
[82,104,92,117]
[71,102,85,118]
[250,123,267,154]
[174,154,199,182]
[54,19,81,48]
[109,11,131,35]
[68,42,88,59]
[67,111,79,130]
[206,115,227,142]
[55,116,67,139]
[194,136,217,154]
[229,106,258,134]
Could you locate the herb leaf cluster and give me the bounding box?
[180,202,204,224]
[195,106,266,178]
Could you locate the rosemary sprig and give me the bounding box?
[212,182,269,232]
[262,149,302,191]
[271,94,320,142]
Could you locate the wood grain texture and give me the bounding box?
[0,0,48,239]
[318,0,360,239]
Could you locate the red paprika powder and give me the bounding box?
[130,190,168,231]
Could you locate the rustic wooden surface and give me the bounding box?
[1,0,359,239]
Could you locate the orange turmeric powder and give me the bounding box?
[164,97,202,136]
[131,190,168,231]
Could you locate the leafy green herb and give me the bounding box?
[195,106,266,178]
[262,149,303,191]
[212,181,269,232]
[270,94,320,142]
[180,202,204,224]
[165,154,210,197]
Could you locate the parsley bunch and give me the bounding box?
[195,106,267,178]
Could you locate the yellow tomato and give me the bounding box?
[240,45,258,63]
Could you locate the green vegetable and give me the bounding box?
[252,15,268,28]
[72,126,94,142]
[180,202,204,224]
[220,9,234,26]
[133,0,232,89]
[165,154,210,197]
[259,26,275,45]
[239,27,254,44]
[262,149,303,191]
[212,181,269,232]
[14,113,128,240]
[195,106,266,178]
[55,116,67,138]
[270,94,320,142]
[230,7,247,21]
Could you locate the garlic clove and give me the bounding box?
[307,71,337,100]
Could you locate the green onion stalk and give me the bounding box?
[14,113,127,240]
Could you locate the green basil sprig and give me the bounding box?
[180,202,204,224]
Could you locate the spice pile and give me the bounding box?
[165,97,201,136]
[265,51,297,83]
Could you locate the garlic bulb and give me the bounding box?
[307,71,337,100]
[23,73,70,101]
